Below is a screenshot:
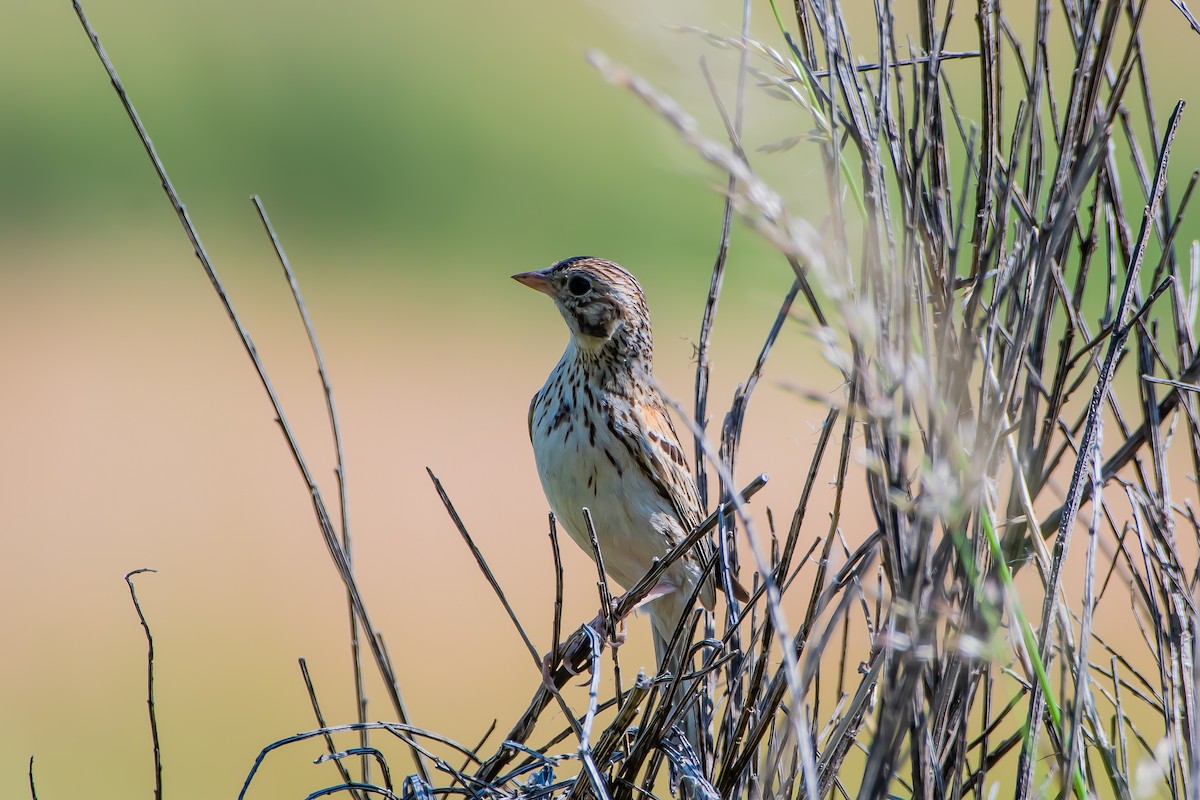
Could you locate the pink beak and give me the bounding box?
[512,269,556,297]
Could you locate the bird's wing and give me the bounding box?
[632,398,704,532]
[624,396,751,606]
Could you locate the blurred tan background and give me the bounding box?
[3,1,1199,798]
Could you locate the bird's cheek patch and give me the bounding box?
[575,302,619,339]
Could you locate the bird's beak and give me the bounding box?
[512,269,555,297]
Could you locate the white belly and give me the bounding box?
[531,389,687,595]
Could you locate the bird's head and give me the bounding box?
[513,256,652,359]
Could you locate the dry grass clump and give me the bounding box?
[64,0,1200,798]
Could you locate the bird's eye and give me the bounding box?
[566,275,592,296]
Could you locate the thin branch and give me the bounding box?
[252,195,369,783]
[124,569,162,800]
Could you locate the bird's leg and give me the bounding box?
[587,595,627,649]
[624,579,677,611]
[591,577,678,646]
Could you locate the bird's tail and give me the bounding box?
[649,592,709,769]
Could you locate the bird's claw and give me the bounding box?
[540,633,598,689]
[541,649,584,688]
[588,597,628,650]
[540,601,629,689]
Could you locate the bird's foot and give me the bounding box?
[587,596,628,650]
[541,648,577,688]
[540,597,633,689]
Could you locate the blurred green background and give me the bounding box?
[2,1,789,272]
[3,2,1199,799]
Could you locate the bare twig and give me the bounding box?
[299,658,363,800]
[124,569,162,800]
[252,196,369,783]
